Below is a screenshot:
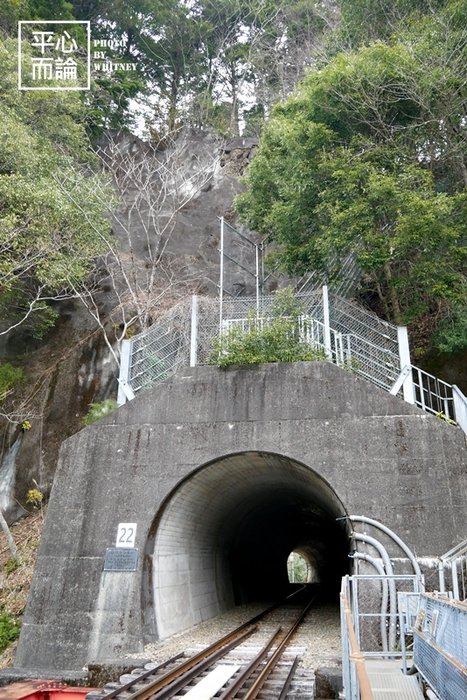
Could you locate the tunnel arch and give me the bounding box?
[144,451,350,640]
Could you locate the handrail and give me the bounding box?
[341,579,374,700]
[118,289,466,436]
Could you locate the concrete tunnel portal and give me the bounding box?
[146,451,350,640]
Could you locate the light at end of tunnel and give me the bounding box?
[287,549,319,584]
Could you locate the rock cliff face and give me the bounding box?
[0,130,260,523]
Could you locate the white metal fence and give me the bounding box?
[117,288,467,435]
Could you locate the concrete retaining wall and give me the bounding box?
[14,362,467,672]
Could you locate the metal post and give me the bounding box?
[117,339,133,406]
[255,243,260,318]
[438,561,446,593]
[219,216,224,333]
[190,295,198,367]
[451,560,459,599]
[260,241,265,296]
[322,285,332,360]
[397,326,415,404]
[453,385,467,435]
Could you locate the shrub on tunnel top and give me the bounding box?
[209,289,326,368]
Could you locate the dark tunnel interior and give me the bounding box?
[227,498,349,604]
[150,451,349,639]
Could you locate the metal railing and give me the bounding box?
[411,366,456,421]
[439,539,467,601]
[412,594,467,700]
[349,575,422,657]
[341,575,374,700]
[340,576,374,700]
[116,288,467,436]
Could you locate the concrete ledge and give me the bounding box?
[0,668,89,687]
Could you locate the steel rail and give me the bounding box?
[278,655,299,700]
[217,627,283,700]
[241,597,315,700]
[123,625,256,700]
[91,654,185,699]
[92,586,314,700]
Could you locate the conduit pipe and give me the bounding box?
[350,552,389,652]
[348,515,424,589]
[352,533,397,651]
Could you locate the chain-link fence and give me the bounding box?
[126,299,192,395]
[296,250,361,298]
[217,290,401,392]
[413,595,467,700]
[117,288,465,435]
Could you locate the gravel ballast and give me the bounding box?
[129,603,341,672]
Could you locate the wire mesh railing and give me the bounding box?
[295,251,361,298]
[117,288,466,435]
[126,299,192,395]
[412,594,467,700]
[217,290,401,393]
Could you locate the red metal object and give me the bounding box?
[0,681,96,700]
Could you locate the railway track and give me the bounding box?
[86,590,317,700]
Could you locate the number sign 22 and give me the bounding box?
[116,523,137,548]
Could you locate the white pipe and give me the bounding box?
[351,552,388,652]
[353,533,398,651]
[349,515,424,588]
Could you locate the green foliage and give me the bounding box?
[337,0,448,48]
[0,363,24,403]
[82,399,119,426]
[0,0,74,34]
[0,37,112,337]
[287,551,310,583]
[435,411,456,426]
[84,72,145,140]
[238,3,467,352]
[433,306,467,353]
[209,288,326,367]
[0,610,21,653]
[4,558,20,575]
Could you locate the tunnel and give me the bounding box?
[145,451,350,640]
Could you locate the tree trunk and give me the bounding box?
[168,77,179,133]
[383,262,402,324]
[372,275,391,320]
[229,62,239,136]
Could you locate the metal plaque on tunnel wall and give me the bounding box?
[104,547,139,571]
